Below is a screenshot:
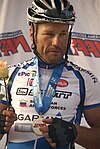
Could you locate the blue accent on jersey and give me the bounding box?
[84,103,100,110]
[7,137,69,149]
[56,112,62,116]
[38,57,66,69]
[66,65,85,124]
[0,100,8,105]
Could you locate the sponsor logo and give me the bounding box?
[16,88,28,95]
[54,90,72,99]
[27,78,34,86]
[0,30,31,57]
[71,62,98,83]
[19,99,28,107]
[16,88,72,99]
[18,72,31,76]
[31,70,36,77]
[18,114,39,121]
[58,79,68,87]
[16,88,33,96]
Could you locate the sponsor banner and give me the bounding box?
[68,32,100,80]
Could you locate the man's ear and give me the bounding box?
[29,24,37,43]
[29,25,33,41]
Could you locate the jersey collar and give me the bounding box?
[38,57,66,69]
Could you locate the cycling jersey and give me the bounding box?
[0,57,100,149]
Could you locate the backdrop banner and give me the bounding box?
[0,0,100,149]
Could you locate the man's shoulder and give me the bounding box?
[67,61,99,84]
[8,57,35,75]
[9,57,34,69]
[69,62,99,83]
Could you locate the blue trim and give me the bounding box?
[7,67,20,105]
[84,103,100,110]
[22,61,34,69]
[7,61,34,105]
[9,67,20,85]
[67,65,85,124]
[9,60,34,90]
[67,65,85,101]
[38,57,66,69]
[7,137,69,149]
[0,100,8,105]
[74,71,85,100]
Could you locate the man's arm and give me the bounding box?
[0,103,17,140]
[40,106,100,149]
[75,106,100,149]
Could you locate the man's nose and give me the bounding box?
[52,35,61,46]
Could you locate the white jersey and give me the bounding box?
[0,57,100,149]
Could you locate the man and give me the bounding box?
[0,0,100,149]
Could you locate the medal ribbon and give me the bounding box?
[33,57,64,114]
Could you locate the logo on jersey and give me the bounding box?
[16,88,72,99]
[27,78,34,86]
[18,114,39,121]
[71,62,98,83]
[18,72,31,76]
[54,90,72,99]
[57,79,68,87]
[16,88,33,96]
[19,99,28,107]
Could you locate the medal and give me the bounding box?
[32,58,64,135]
[32,115,46,136]
[33,57,64,115]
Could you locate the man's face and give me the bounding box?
[31,22,69,64]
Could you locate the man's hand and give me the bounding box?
[0,107,17,134]
[40,118,56,148]
[40,117,78,148]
